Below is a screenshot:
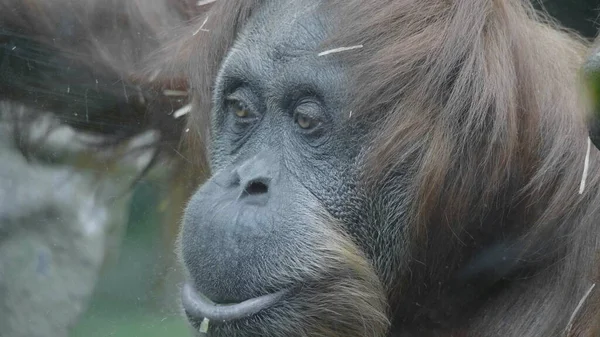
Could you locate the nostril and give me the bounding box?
[243,179,269,196]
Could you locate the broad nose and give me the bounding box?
[230,153,277,205]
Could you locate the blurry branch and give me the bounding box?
[0,101,173,183]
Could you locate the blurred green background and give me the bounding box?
[70,181,192,337]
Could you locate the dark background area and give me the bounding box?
[533,0,599,38]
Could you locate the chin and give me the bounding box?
[181,276,389,337]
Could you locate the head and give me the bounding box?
[179,1,394,336]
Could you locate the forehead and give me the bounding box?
[214,0,347,109]
[226,0,332,65]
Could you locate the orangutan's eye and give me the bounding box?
[293,101,322,131]
[228,99,251,118]
[295,113,318,129]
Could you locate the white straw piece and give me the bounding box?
[199,317,210,333]
[197,0,216,6]
[173,104,192,118]
[193,15,210,35]
[163,90,188,97]
[579,137,591,194]
[318,45,363,57]
[148,69,161,82]
[565,283,596,335]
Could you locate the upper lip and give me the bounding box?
[181,283,289,322]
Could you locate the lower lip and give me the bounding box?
[181,283,290,322]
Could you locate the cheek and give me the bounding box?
[285,154,357,217]
[292,160,368,254]
[208,146,228,173]
[281,136,368,235]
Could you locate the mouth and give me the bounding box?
[181,282,290,323]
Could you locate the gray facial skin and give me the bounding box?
[184,0,358,301]
[180,1,396,336]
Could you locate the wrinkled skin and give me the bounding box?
[180,1,394,336]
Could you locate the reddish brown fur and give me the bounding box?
[166,0,600,336]
[2,0,600,336]
[326,1,600,335]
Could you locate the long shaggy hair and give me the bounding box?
[160,0,600,336]
[325,1,600,335]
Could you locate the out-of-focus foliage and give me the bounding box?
[0,101,190,337]
[70,181,191,337]
[586,46,600,149]
[589,69,600,112]
[0,102,141,337]
[587,52,600,109]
